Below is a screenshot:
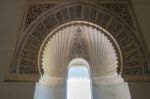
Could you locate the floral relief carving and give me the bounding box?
[98,3,135,30]
[24,3,57,29]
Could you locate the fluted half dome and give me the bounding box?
[39,21,122,78]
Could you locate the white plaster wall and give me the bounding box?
[34,82,66,99]
[93,83,131,99]
[0,0,150,99]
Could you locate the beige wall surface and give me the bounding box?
[128,0,150,99]
[0,0,150,99]
[131,0,150,53]
[0,0,35,99]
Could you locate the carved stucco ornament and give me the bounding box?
[69,27,89,61]
[40,21,121,78]
[6,0,150,81]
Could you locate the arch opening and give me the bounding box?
[34,21,131,99]
[39,21,123,79]
[67,58,93,99]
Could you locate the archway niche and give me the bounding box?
[34,21,131,99]
[7,1,150,82]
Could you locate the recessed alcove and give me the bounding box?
[34,21,131,99]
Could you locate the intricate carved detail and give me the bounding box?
[90,8,97,21]
[19,50,38,74]
[69,6,76,19]
[43,14,58,29]
[8,1,150,81]
[62,8,70,21]
[69,27,89,61]
[32,23,47,40]
[76,5,83,19]
[83,7,90,20]
[24,3,56,29]
[18,23,48,74]
[98,3,135,30]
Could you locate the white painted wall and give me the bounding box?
[34,82,66,99]
[93,83,131,99]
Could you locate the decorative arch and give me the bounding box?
[40,21,122,78]
[7,1,150,81]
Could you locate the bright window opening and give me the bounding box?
[67,64,92,99]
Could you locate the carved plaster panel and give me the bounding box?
[6,0,150,81]
[40,22,120,78]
